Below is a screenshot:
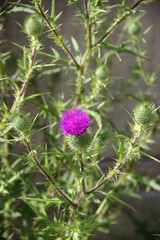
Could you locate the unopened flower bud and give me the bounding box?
[96,65,109,80]
[133,102,156,125]
[128,21,141,35]
[25,16,44,37]
[12,112,31,133]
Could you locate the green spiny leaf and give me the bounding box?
[101,42,151,61]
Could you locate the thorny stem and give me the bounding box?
[75,69,84,106]
[94,156,138,228]
[95,0,100,8]
[133,42,160,139]
[136,48,160,115]
[20,69,33,97]
[1,80,6,103]
[3,135,10,168]
[22,136,77,208]
[37,3,81,68]
[92,0,144,48]
[80,152,86,194]
[83,129,141,195]
[84,0,92,48]
[0,59,6,102]
[81,49,90,67]
[4,199,12,238]
[20,46,36,96]
[75,48,91,105]
[0,0,9,13]
[88,23,92,48]
[4,46,36,123]
[69,207,78,226]
[0,58,10,167]
[84,0,89,19]
[5,95,19,123]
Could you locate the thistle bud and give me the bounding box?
[133,102,156,125]
[96,65,109,80]
[12,112,31,133]
[128,21,141,35]
[24,16,44,37]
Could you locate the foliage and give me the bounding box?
[0,0,160,239]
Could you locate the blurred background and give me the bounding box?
[1,0,160,239]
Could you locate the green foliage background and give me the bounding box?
[0,0,160,239]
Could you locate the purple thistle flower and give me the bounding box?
[60,108,92,136]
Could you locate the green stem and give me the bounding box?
[0,59,6,102]
[80,152,86,194]
[92,0,143,48]
[0,56,10,167]
[75,68,84,106]
[20,46,36,96]
[75,48,91,105]
[4,199,12,238]
[3,135,10,168]
[84,128,141,195]
[22,135,77,208]
[133,42,160,139]
[84,0,92,48]
[94,157,138,234]
[37,3,81,68]
[136,47,159,114]
[5,46,36,123]
[95,0,100,7]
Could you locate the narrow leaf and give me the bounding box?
[101,42,151,61]
[141,152,160,163]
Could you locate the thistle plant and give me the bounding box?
[0,0,160,239]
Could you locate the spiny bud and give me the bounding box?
[24,16,44,37]
[12,112,31,133]
[65,128,94,151]
[96,65,109,80]
[128,21,141,35]
[133,102,156,125]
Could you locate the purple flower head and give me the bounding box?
[60,108,92,136]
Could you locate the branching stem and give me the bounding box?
[92,0,144,48]
[37,3,81,68]
[84,0,92,48]
[22,136,78,208]
[84,129,141,195]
